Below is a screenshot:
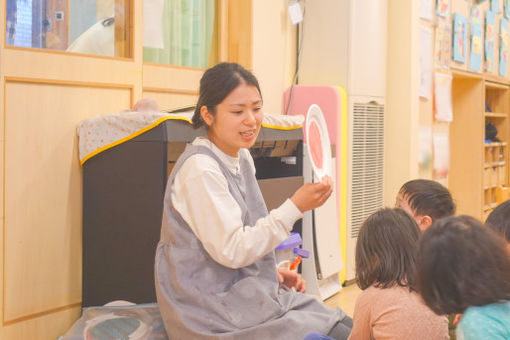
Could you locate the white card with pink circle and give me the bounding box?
[305,104,332,181]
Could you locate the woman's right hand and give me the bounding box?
[290,176,333,212]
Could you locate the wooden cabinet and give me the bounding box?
[483,82,509,219]
[483,142,507,218]
[450,71,509,220]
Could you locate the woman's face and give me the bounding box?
[203,83,263,157]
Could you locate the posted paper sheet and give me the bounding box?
[434,72,453,122]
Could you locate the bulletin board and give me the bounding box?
[418,0,510,184]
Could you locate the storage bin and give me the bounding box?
[491,187,499,207]
[491,167,499,187]
[484,188,492,208]
[485,145,494,165]
[497,144,506,164]
[498,165,507,186]
[484,167,491,186]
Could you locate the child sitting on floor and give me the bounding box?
[486,199,510,252]
[416,216,510,340]
[348,208,449,340]
[395,179,455,231]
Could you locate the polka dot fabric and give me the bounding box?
[77,110,193,164]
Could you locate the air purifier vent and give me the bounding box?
[350,102,385,239]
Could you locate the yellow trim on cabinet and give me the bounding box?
[80,115,192,166]
[336,86,349,285]
[261,123,303,130]
[81,117,302,165]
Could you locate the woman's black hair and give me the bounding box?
[192,62,262,129]
[486,199,510,243]
[398,179,455,221]
[416,215,510,315]
[355,208,421,291]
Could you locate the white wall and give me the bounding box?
[252,0,297,114]
[384,0,420,204]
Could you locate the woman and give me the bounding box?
[155,62,351,340]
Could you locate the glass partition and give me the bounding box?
[143,0,216,68]
[6,0,131,58]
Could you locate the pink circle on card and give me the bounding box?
[308,121,323,170]
[305,104,331,180]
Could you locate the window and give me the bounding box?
[6,0,132,58]
[143,0,217,68]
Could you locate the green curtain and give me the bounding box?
[144,0,215,68]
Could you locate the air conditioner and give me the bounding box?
[297,0,387,283]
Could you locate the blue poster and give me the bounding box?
[453,13,468,63]
[491,0,500,12]
[470,6,483,71]
[485,11,496,73]
[500,18,509,76]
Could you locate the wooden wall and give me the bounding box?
[0,0,142,336]
[385,0,420,205]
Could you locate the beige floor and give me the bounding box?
[323,283,361,317]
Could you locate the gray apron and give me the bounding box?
[155,144,343,340]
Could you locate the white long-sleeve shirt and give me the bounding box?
[171,137,303,269]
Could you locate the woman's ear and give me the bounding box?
[417,215,433,232]
[200,106,214,127]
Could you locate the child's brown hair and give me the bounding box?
[355,208,421,290]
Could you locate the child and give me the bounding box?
[396,179,455,231]
[485,199,510,249]
[416,216,510,340]
[155,62,352,340]
[348,208,449,340]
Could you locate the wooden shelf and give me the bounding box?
[450,74,509,220]
[485,112,507,118]
[485,81,510,90]
[483,202,499,210]
[484,73,510,85]
[451,68,482,80]
[484,161,507,168]
[485,142,506,147]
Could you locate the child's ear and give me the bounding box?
[200,106,214,127]
[417,215,433,231]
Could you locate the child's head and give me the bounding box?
[485,199,510,245]
[416,215,510,315]
[192,62,262,129]
[396,179,455,231]
[355,208,421,291]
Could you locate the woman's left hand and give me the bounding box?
[277,268,306,293]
